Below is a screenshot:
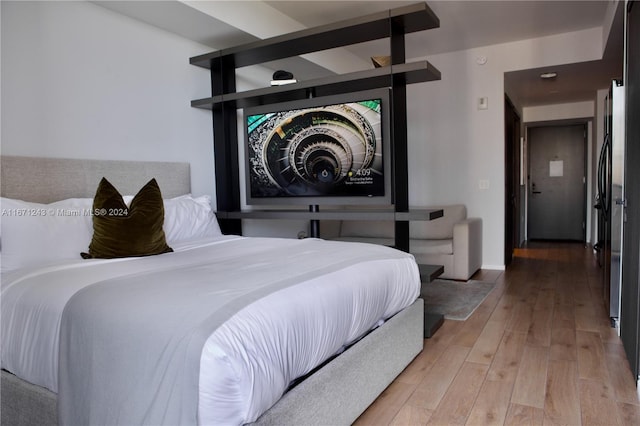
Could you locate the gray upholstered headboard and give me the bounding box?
[0,156,191,203]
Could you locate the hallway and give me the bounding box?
[356,242,640,425]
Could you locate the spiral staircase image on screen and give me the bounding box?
[246,99,384,199]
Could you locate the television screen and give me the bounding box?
[244,89,391,205]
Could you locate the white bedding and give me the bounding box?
[1,236,420,425]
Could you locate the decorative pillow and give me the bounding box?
[81,178,173,259]
[1,197,94,272]
[162,194,222,243]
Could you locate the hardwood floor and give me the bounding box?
[355,242,640,425]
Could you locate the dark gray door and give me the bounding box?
[528,125,586,241]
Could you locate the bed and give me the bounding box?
[0,155,424,425]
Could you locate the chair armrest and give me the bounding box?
[451,218,483,279]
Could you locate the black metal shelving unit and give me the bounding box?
[189,1,441,253]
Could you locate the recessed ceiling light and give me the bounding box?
[540,72,558,79]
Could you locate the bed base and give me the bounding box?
[1,370,57,426]
[1,299,423,426]
[253,298,423,425]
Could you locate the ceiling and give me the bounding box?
[95,0,625,108]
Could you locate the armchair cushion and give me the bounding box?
[330,204,482,281]
[339,220,394,239]
[410,239,453,256]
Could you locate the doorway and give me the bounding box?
[504,97,521,265]
[527,124,587,241]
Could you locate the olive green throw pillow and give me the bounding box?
[81,178,173,259]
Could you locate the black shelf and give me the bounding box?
[417,264,445,338]
[191,61,440,110]
[396,209,444,221]
[418,264,445,282]
[190,3,439,70]
[216,208,443,221]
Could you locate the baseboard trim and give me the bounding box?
[481,264,506,271]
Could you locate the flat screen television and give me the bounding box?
[244,88,392,206]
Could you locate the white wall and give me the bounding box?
[406,27,603,269]
[1,1,214,198]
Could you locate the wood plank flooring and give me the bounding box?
[355,242,640,425]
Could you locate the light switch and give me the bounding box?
[478,97,488,110]
[479,179,490,190]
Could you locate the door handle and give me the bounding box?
[533,191,542,194]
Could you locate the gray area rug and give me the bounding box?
[422,279,495,321]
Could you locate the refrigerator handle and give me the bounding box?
[598,133,611,218]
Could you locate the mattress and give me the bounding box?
[1,235,420,425]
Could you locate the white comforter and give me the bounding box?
[1,236,420,425]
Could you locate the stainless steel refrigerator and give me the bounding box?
[597,79,626,328]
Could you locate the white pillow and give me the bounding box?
[162,195,222,243]
[123,194,223,243]
[0,194,222,272]
[1,197,94,272]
